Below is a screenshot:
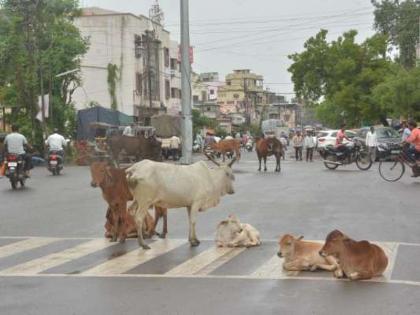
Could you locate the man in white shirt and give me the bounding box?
[169,135,181,160]
[123,124,135,137]
[304,131,316,162]
[365,126,378,162]
[45,128,67,162]
[4,124,32,176]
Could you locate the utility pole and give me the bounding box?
[180,0,192,164]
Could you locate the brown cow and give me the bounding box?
[277,234,342,277]
[255,137,283,172]
[108,134,162,165]
[319,230,388,281]
[210,139,241,162]
[90,161,168,241]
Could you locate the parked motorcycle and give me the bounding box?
[47,151,63,175]
[4,154,27,189]
[323,141,372,171]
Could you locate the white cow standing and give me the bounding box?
[126,156,236,249]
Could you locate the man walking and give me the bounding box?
[365,126,378,162]
[304,131,316,162]
[292,131,303,161]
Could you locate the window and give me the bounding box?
[164,48,170,68]
[201,91,207,101]
[207,107,211,111]
[209,89,215,95]
[134,35,142,58]
[170,58,177,70]
[171,87,180,98]
[233,93,239,99]
[227,81,231,86]
[193,95,199,103]
[136,72,143,95]
[165,80,170,100]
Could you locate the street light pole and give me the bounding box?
[180,0,192,164]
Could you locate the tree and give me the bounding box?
[192,109,217,136]
[372,0,420,68]
[0,0,88,147]
[288,30,393,127]
[373,66,420,120]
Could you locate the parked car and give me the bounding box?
[316,129,357,150]
[354,127,401,160]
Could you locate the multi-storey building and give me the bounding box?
[72,7,181,124]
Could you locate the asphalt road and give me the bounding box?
[0,151,419,315]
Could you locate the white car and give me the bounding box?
[316,130,357,149]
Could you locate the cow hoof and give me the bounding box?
[264,169,267,172]
[142,244,151,250]
[159,233,167,239]
[334,269,344,278]
[190,240,200,247]
[110,237,117,243]
[119,238,126,244]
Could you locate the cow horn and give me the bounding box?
[205,153,220,166]
[228,157,237,168]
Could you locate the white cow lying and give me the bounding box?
[216,215,261,248]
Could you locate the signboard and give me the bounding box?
[177,46,194,64]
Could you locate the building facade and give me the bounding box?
[72,7,181,123]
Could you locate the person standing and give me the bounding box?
[169,135,181,161]
[365,126,378,162]
[292,131,303,161]
[304,131,316,162]
[401,121,411,141]
[123,123,135,136]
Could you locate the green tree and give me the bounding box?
[0,0,88,147]
[288,30,393,127]
[192,109,217,136]
[373,66,420,120]
[372,0,420,69]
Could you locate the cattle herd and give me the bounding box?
[89,151,388,281]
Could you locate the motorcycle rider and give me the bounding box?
[4,124,33,177]
[45,128,67,164]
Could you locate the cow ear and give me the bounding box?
[297,235,304,241]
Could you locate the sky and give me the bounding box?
[81,0,376,98]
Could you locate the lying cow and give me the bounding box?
[319,230,388,281]
[216,214,261,248]
[126,155,236,249]
[277,234,342,276]
[90,161,167,242]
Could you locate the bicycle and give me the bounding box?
[378,144,420,182]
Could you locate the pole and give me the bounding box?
[180,0,192,164]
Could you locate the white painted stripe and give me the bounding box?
[2,273,420,287]
[166,247,244,276]
[82,239,185,275]
[165,247,232,276]
[0,238,57,259]
[0,239,115,275]
[251,254,286,278]
[195,248,245,275]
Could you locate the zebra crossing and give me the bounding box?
[0,236,418,286]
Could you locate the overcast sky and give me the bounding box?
[81,0,375,98]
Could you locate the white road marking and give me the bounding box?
[0,239,115,275]
[82,239,185,275]
[0,238,58,259]
[0,237,414,286]
[166,247,245,276]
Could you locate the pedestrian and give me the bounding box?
[365,126,378,162]
[169,135,181,161]
[123,123,135,137]
[292,131,303,161]
[304,131,316,162]
[401,121,411,141]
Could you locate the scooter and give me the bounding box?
[245,139,253,152]
[47,151,63,175]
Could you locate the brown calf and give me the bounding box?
[319,230,388,280]
[90,161,168,241]
[278,234,341,276]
